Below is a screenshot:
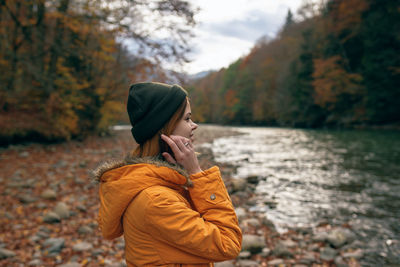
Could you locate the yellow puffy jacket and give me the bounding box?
[93,156,242,267]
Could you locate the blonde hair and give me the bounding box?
[131,97,188,157]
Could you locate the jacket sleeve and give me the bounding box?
[143,166,242,262]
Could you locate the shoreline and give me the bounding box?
[195,126,364,267]
[0,125,363,266]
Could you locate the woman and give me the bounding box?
[93,82,242,266]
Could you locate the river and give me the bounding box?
[204,126,400,266]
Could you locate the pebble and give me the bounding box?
[231,179,247,192]
[267,258,284,266]
[280,239,297,248]
[326,228,355,248]
[235,207,247,221]
[299,252,317,264]
[78,225,93,235]
[241,234,266,254]
[260,215,276,230]
[19,194,38,203]
[312,232,328,242]
[43,211,61,223]
[91,248,104,256]
[260,247,271,257]
[236,260,259,267]
[43,237,65,254]
[58,262,81,267]
[41,189,57,200]
[342,248,363,259]
[242,218,260,227]
[0,248,16,259]
[273,241,294,258]
[334,256,349,267]
[54,202,70,219]
[238,251,251,259]
[28,259,43,266]
[19,151,30,158]
[214,261,235,267]
[320,246,337,261]
[36,202,47,209]
[72,241,93,252]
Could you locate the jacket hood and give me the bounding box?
[92,156,193,240]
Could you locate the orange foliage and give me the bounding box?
[312,56,363,108]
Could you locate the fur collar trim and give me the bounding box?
[91,155,193,187]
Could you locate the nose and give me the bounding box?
[191,121,198,130]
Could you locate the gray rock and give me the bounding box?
[326,228,355,248]
[43,237,65,254]
[299,252,317,264]
[280,239,297,248]
[273,241,294,258]
[260,215,276,231]
[43,212,61,223]
[342,248,363,259]
[19,194,37,203]
[242,218,261,228]
[91,248,104,257]
[77,225,93,235]
[41,189,57,200]
[312,232,328,242]
[320,247,337,261]
[28,259,43,266]
[19,151,30,158]
[334,256,349,267]
[237,260,259,267]
[72,241,93,252]
[29,234,41,243]
[267,258,284,266]
[231,179,247,192]
[308,243,320,251]
[36,202,47,209]
[53,160,68,168]
[58,263,81,267]
[0,248,16,259]
[235,207,247,221]
[238,251,251,259]
[242,234,266,254]
[260,247,271,257]
[54,202,70,219]
[214,261,235,267]
[76,204,87,212]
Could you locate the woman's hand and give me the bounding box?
[161,134,202,175]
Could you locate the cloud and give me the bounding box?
[203,9,284,42]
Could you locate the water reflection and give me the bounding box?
[207,127,400,266]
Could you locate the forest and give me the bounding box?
[0,0,195,145]
[188,0,399,128]
[1,0,399,145]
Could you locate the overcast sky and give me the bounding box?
[182,0,304,74]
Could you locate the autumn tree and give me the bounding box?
[0,0,197,144]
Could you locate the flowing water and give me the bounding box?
[205,126,400,266]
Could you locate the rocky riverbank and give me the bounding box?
[0,125,363,266]
[195,128,364,267]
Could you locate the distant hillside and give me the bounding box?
[186,0,400,128]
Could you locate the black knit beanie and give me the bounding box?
[127,82,188,144]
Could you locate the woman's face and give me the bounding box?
[172,99,198,143]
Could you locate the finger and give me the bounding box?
[170,135,188,151]
[173,135,191,148]
[161,134,181,155]
[162,152,176,164]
